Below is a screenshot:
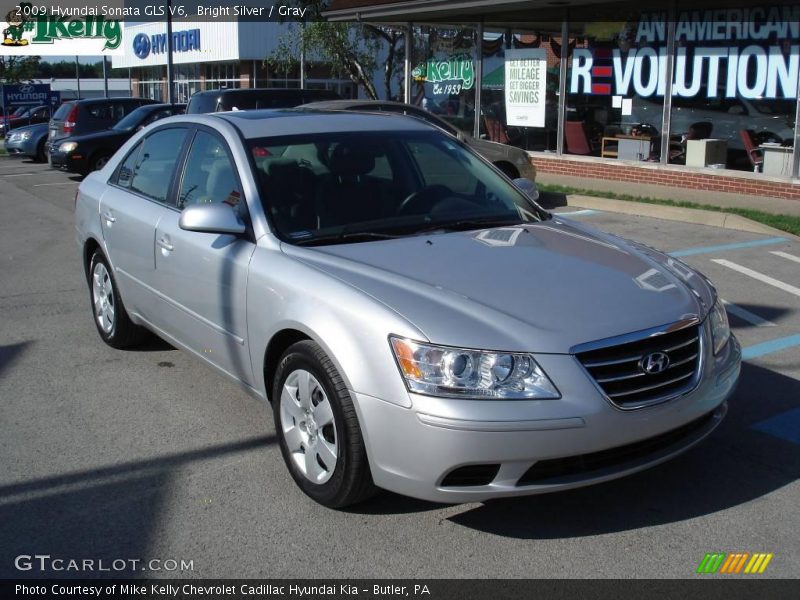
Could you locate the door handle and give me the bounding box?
[102,211,116,223]
[157,238,174,251]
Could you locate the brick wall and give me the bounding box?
[531,154,800,201]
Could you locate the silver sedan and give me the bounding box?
[75,110,741,507]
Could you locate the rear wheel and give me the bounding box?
[35,139,47,163]
[90,153,111,173]
[273,340,376,508]
[88,250,145,348]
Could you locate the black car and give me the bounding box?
[48,97,158,144]
[186,88,340,113]
[48,104,185,175]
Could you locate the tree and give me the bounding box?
[265,1,405,100]
[0,55,40,83]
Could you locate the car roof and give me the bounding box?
[211,109,437,138]
[300,100,411,110]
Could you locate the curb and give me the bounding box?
[565,195,798,240]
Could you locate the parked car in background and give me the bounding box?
[49,103,185,175]
[48,97,158,144]
[300,99,536,181]
[75,109,740,508]
[5,123,49,162]
[186,88,340,114]
[1,104,51,137]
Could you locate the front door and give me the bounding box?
[153,129,256,384]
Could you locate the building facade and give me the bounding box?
[326,0,800,200]
[113,21,357,103]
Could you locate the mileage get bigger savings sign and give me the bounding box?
[504,48,548,127]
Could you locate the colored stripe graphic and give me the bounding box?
[744,553,773,574]
[592,66,612,77]
[697,553,726,573]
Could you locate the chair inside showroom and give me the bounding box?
[670,121,713,163]
[483,115,509,144]
[564,121,598,155]
[739,129,764,172]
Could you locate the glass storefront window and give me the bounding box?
[410,25,477,135]
[666,4,798,175]
[480,25,563,151]
[565,18,665,160]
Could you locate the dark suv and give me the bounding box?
[186,88,340,113]
[48,97,158,144]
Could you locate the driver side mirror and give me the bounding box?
[512,177,540,202]
[179,203,245,235]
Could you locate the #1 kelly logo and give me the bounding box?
[2,2,122,51]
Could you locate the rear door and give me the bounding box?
[153,127,256,384]
[99,126,190,323]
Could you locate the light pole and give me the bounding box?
[165,0,174,103]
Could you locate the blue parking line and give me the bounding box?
[669,237,786,257]
[742,334,800,360]
[752,408,800,445]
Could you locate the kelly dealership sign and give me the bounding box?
[570,6,799,99]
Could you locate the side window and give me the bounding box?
[129,128,188,204]
[115,141,142,189]
[87,104,110,119]
[178,131,245,217]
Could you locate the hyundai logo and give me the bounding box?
[133,33,151,59]
[19,84,34,94]
[640,351,670,375]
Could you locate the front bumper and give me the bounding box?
[353,326,740,503]
[47,146,87,173]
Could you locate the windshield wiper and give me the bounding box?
[292,230,404,247]
[411,216,525,234]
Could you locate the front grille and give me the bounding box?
[517,411,714,485]
[576,323,701,409]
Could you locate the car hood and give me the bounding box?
[283,218,710,353]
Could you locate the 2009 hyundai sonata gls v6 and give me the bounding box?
[75,110,741,507]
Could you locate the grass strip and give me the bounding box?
[538,184,800,236]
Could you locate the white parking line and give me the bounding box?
[770,251,800,265]
[712,259,800,298]
[722,299,776,327]
[33,181,79,187]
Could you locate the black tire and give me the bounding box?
[87,249,146,349]
[272,340,376,508]
[495,162,519,179]
[36,139,47,163]
[90,152,111,173]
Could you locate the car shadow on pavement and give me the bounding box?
[0,342,32,379]
[445,361,799,539]
[726,304,792,328]
[0,435,275,578]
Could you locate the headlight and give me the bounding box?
[59,142,78,153]
[708,300,730,355]
[390,337,560,399]
[17,131,32,141]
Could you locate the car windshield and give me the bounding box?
[112,107,151,131]
[249,130,545,246]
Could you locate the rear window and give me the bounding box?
[53,103,74,119]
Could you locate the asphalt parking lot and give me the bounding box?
[1,158,799,579]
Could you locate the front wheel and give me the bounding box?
[272,340,376,508]
[88,250,146,348]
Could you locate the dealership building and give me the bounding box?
[323,0,800,202]
[112,21,358,103]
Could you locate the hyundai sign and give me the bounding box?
[2,84,53,108]
[133,29,201,60]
